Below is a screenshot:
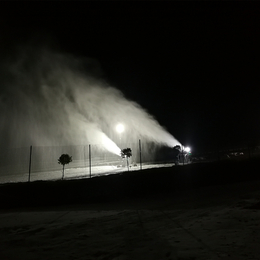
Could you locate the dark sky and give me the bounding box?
[1,3,260,152]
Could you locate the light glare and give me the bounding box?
[116,123,125,134]
[184,146,191,153]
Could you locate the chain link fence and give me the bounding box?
[1,141,259,184]
[0,140,176,183]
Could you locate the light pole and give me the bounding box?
[183,146,191,165]
[182,146,185,165]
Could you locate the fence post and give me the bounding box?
[84,145,86,176]
[89,144,91,178]
[28,145,32,182]
[139,139,142,170]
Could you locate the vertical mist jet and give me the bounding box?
[0,47,180,154]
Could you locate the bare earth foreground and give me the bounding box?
[1,160,260,260]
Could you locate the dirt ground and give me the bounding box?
[1,178,260,260]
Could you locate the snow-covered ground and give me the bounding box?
[0,162,176,184]
[1,180,260,259]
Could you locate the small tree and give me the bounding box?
[58,154,72,180]
[121,148,132,171]
[173,145,181,165]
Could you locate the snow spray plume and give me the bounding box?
[0,47,180,155]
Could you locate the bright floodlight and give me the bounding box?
[116,123,125,134]
[184,146,191,152]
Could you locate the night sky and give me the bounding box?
[1,3,260,153]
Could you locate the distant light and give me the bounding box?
[116,123,125,134]
[184,146,191,153]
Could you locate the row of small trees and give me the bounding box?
[58,148,132,180]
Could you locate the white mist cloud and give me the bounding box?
[0,46,180,153]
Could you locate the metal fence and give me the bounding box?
[1,141,259,184]
[0,140,175,183]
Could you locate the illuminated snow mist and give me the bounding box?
[0,47,180,154]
